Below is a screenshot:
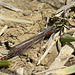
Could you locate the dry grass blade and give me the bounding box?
[55,11,64,17]
[37,40,56,65]
[35,66,65,75]
[0,15,33,24]
[0,25,8,36]
[36,65,75,75]
[55,1,75,14]
[0,1,23,12]
[37,32,60,65]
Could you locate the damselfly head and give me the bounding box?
[61,19,70,26]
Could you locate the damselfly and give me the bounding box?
[0,19,70,60]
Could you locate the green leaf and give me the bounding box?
[0,60,12,67]
[61,34,75,43]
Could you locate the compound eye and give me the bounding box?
[66,22,69,26]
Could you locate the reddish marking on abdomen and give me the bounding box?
[48,31,52,34]
[45,31,52,35]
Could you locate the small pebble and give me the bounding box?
[16,67,24,75]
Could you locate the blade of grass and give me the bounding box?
[61,34,75,43]
[0,60,12,67]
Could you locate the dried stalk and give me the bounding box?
[55,1,75,14]
[0,15,33,24]
[0,25,8,36]
[0,1,23,12]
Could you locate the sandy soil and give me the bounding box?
[0,0,75,75]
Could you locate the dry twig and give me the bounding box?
[55,1,75,14]
[0,15,33,24]
[0,25,8,36]
[0,1,23,12]
[55,1,75,17]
